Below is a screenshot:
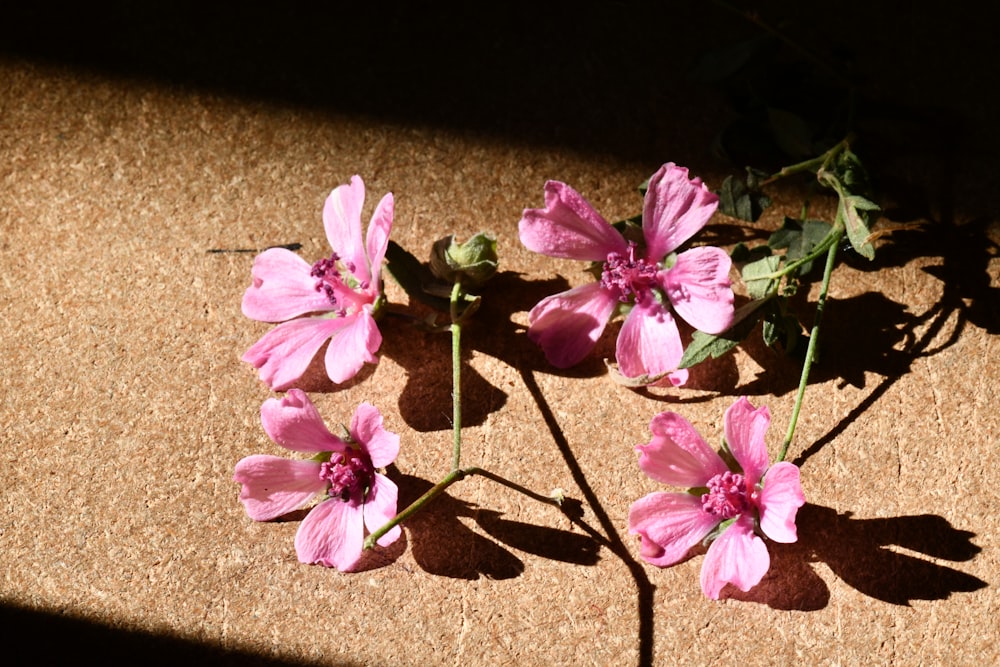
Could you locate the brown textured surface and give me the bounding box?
[1,4,998,666]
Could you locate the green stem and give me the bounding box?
[362,465,563,550]
[363,466,470,550]
[364,279,567,551]
[778,227,842,462]
[757,228,838,282]
[450,281,463,471]
[762,136,851,186]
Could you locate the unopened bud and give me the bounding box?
[429,233,499,288]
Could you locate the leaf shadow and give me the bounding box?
[846,217,1000,337]
[731,290,919,396]
[391,471,601,580]
[723,503,987,609]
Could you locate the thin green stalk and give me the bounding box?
[363,279,564,551]
[761,136,851,186]
[363,466,469,550]
[778,227,842,462]
[363,466,563,550]
[757,229,838,282]
[450,281,463,470]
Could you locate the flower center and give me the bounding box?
[701,471,751,519]
[600,242,658,303]
[319,448,373,503]
[310,253,369,316]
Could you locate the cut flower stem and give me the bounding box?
[363,279,560,551]
[777,225,842,462]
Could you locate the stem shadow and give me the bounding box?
[391,470,600,580]
[519,367,656,667]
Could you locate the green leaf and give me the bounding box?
[730,242,773,264]
[768,217,833,275]
[741,255,781,300]
[817,147,880,260]
[687,32,773,83]
[837,193,879,260]
[759,298,804,353]
[717,172,772,222]
[678,298,770,369]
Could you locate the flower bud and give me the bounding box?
[429,233,499,288]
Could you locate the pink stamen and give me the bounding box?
[600,242,658,303]
[701,471,751,519]
[310,253,344,305]
[319,449,372,503]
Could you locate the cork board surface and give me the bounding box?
[2,4,997,666]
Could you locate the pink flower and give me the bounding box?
[233,389,401,570]
[241,175,393,390]
[628,397,805,599]
[518,163,734,385]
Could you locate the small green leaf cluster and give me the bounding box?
[679,140,880,370]
[429,233,499,288]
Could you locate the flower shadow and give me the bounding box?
[846,217,1000,337]
[387,270,615,432]
[282,340,378,394]
[722,502,986,609]
[627,289,916,402]
[392,471,601,580]
[467,270,617,380]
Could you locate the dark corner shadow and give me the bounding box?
[0,4,730,165]
[390,471,600,581]
[722,503,987,609]
[0,600,345,667]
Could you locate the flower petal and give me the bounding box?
[242,316,351,390]
[663,246,734,334]
[519,180,627,261]
[628,491,720,567]
[364,192,394,292]
[615,300,684,381]
[295,498,365,570]
[699,514,769,599]
[758,462,806,543]
[323,176,367,278]
[323,308,381,384]
[233,455,325,521]
[636,412,730,487]
[364,473,402,547]
[260,388,346,454]
[241,248,334,322]
[350,403,399,469]
[527,282,618,368]
[642,163,719,261]
[723,397,772,486]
